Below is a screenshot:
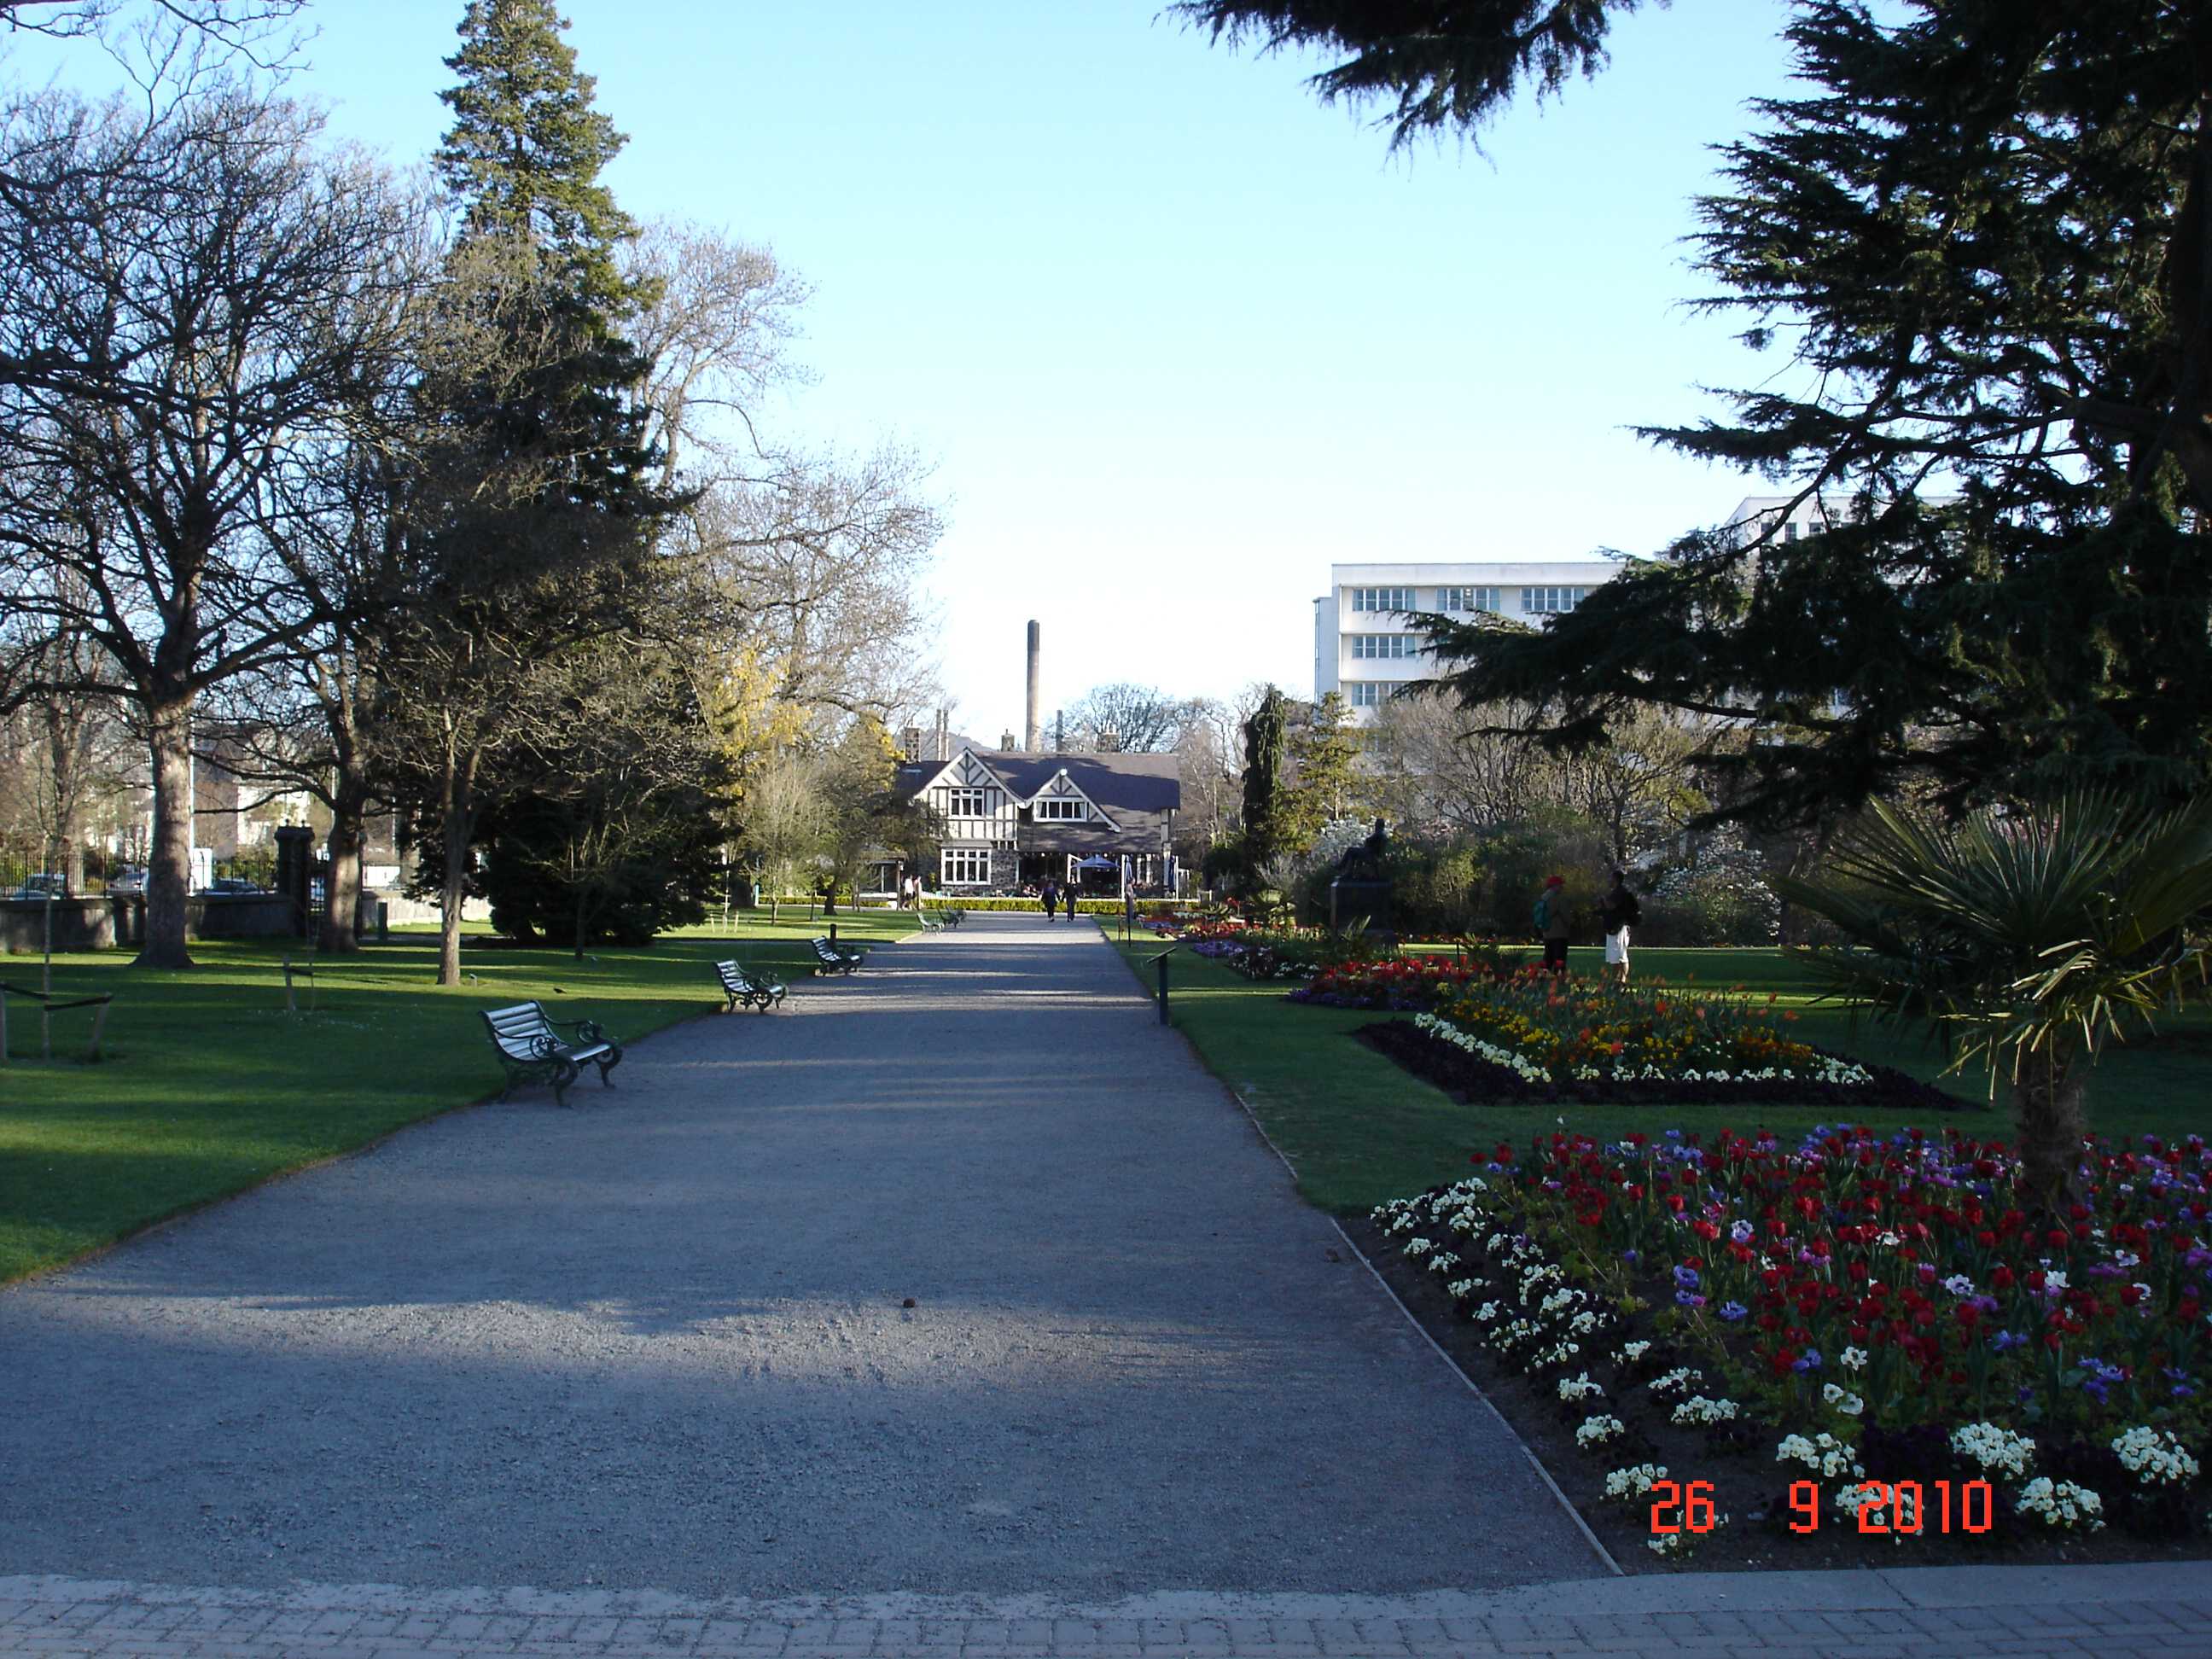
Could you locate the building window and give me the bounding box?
[946,787,991,817]
[941,847,991,885]
[1349,633,1418,660]
[1349,585,1414,613]
[1784,521,1801,542]
[1034,797,1085,820]
[1436,585,1500,613]
[1346,681,1382,707]
[1521,585,1591,615]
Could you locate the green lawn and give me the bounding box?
[1109,938,2212,1216]
[0,909,916,1284]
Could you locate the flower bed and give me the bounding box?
[1359,1125,2212,1566]
[1173,924,1377,981]
[1438,974,1857,1085]
[1359,1014,1970,1110]
[1290,954,1493,1010]
[1343,971,1973,1109]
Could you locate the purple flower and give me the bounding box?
[1621,1249,1641,1265]
[1991,1330,2026,1352]
[1718,1301,1748,1322]
[1673,1265,1701,1291]
[1676,1291,1707,1307]
[1791,1348,1824,1373]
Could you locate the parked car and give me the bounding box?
[199,877,267,897]
[108,869,147,894]
[5,886,58,901]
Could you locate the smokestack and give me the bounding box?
[1023,620,1041,751]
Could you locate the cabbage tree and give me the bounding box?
[1773,792,2212,1208]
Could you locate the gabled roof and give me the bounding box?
[894,748,1181,816]
[972,750,1181,815]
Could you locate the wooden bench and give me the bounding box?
[811,936,866,975]
[715,959,787,1012]
[481,1001,621,1105]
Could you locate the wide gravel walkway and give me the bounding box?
[0,914,1597,1609]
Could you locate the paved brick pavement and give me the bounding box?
[3,1568,2209,1657]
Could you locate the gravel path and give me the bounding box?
[0,914,1595,1602]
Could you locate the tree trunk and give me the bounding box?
[41,696,91,894]
[439,800,469,987]
[136,697,196,969]
[319,758,368,953]
[2011,1055,2091,1215]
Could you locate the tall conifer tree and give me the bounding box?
[395,0,676,984]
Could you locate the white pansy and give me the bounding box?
[2110,1427,2202,1487]
[1774,1433,1861,1479]
[1601,1463,1668,1501]
[1950,1423,2035,1479]
[1574,1414,1626,1448]
[1671,1395,1740,1426]
[2016,1478,2105,1531]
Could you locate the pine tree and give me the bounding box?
[1239,685,1289,866]
[1281,690,1359,853]
[1412,1,2212,826]
[435,0,639,315]
[1188,2,2212,826]
[394,0,678,984]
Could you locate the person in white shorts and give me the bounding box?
[1600,867,1641,987]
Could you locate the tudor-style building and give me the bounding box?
[888,747,1182,895]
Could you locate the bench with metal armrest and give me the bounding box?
[810,936,866,975]
[481,1001,621,1105]
[714,959,787,1012]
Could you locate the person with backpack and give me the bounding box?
[1535,875,1570,975]
[1600,866,1642,987]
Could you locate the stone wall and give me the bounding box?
[3,894,300,954]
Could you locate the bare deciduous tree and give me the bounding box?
[0,85,418,965]
[1063,682,1191,754]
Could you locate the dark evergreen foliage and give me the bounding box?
[1239,684,1290,867]
[1172,0,1641,147]
[1411,1,2212,825]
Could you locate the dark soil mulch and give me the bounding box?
[1355,1017,1983,1112]
[1341,1210,2212,1573]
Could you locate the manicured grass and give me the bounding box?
[0,910,917,1284]
[1109,938,2212,1217]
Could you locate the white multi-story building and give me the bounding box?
[1720,493,1856,548]
[1313,560,1620,724]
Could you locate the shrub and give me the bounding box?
[1639,834,1781,946]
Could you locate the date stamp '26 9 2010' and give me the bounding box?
[1649,1478,1998,1535]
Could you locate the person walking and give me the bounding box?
[1040,877,1059,921]
[1536,875,1569,975]
[1063,882,1080,923]
[1600,866,1641,987]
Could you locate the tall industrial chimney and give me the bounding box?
[1023,620,1041,752]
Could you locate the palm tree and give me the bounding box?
[1773,790,2212,1208]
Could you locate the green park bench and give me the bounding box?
[714,959,787,1012]
[480,1000,622,1105]
[811,936,866,975]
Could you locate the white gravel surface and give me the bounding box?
[0,915,1596,1601]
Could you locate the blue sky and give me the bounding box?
[14,0,1808,740]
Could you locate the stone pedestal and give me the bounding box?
[1330,876,1394,936]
